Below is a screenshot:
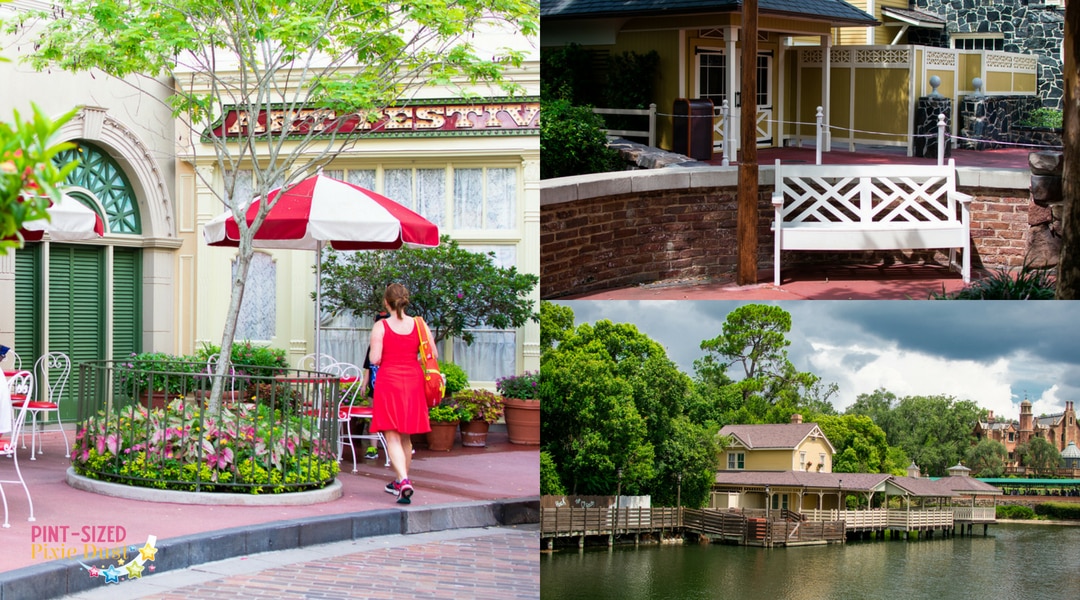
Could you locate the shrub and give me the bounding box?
[119,352,199,396]
[932,263,1056,300]
[540,99,623,179]
[1033,501,1080,520]
[541,451,566,496]
[440,361,469,396]
[73,398,338,494]
[453,388,504,423]
[197,341,288,377]
[429,402,469,423]
[996,504,1036,520]
[496,371,539,400]
[1019,107,1063,129]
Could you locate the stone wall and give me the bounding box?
[541,168,1034,298]
[959,95,1046,148]
[912,0,1065,108]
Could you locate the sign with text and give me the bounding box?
[210,100,540,139]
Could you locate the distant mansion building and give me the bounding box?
[973,399,1079,469]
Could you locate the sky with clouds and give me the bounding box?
[550,301,1080,421]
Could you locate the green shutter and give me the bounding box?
[49,245,105,419]
[111,248,142,359]
[13,246,42,365]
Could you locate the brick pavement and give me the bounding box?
[58,526,539,600]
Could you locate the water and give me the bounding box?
[540,523,1080,600]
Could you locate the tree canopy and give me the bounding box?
[541,313,721,507]
[319,237,538,345]
[17,0,537,400]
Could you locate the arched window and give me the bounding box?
[54,142,141,234]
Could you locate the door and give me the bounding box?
[695,49,774,150]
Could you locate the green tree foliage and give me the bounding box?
[693,304,837,426]
[540,451,566,496]
[540,43,596,104]
[541,313,721,507]
[849,392,983,477]
[18,0,537,402]
[540,99,622,179]
[0,105,78,254]
[540,300,575,354]
[1018,436,1061,476]
[817,414,906,475]
[966,438,1009,478]
[318,236,538,345]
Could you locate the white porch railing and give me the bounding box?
[592,104,657,147]
[805,508,959,529]
[804,508,888,529]
[953,506,997,522]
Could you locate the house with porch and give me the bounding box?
[712,419,1001,537]
[541,0,1043,157]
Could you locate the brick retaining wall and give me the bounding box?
[541,167,1033,298]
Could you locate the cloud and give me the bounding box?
[550,300,1077,420]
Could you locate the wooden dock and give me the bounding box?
[541,507,845,548]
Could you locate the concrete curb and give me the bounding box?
[65,468,344,506]
[0,497,540,600]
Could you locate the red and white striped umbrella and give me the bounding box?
[203,173,439,250]
[202,172,440,362]
[17,193,106,242]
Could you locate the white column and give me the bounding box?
[726,26,739,156]
[0,252,14,345]
[822,34,832,152]
[521,154,540,373]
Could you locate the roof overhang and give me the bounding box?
[881,6,946,29]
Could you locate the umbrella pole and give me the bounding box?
[315,241,322,368]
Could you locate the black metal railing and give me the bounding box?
[74,360,340,494]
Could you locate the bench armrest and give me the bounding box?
[949,190,973,204]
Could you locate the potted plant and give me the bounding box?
[121,352,197,409]
[439,360,469,398]
[496,371,540,445]
[426,402,468,452]
[454,388,504,447]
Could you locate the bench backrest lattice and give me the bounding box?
[771,158,971,286]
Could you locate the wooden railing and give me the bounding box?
[953,506,996,522]
[888,509,954,529]
[540,507,681,537]
[804,508,888,530]
[683,508,749,540]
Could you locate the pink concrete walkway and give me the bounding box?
[0,427,539,573]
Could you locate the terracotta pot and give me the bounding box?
[426,421,459,452]
[140,390,171,410]
[503,397,540,445]
[460,419,491,447]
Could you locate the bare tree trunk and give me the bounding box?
[1057,1,1080,297]
[209,224,254,411]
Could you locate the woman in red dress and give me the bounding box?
[368,283,434,504]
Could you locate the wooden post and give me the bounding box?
[1057,2,1080,297]
[737,0,760,285]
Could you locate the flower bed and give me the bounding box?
[75,360,339,494]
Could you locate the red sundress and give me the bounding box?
[370,319,431,435]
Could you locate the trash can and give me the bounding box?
[673,98,714,160]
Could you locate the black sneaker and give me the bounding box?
[384,480,400,496]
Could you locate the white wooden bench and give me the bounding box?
[771,158,972,286]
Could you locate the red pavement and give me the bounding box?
[566,263,977,300]
[0,427,539,573]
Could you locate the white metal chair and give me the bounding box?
[5,370,33,455]
[296,353,337,371]
[21,352,72,459]
[0,350,22,372]
[330,362,389,472]
[1,372,36,527]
